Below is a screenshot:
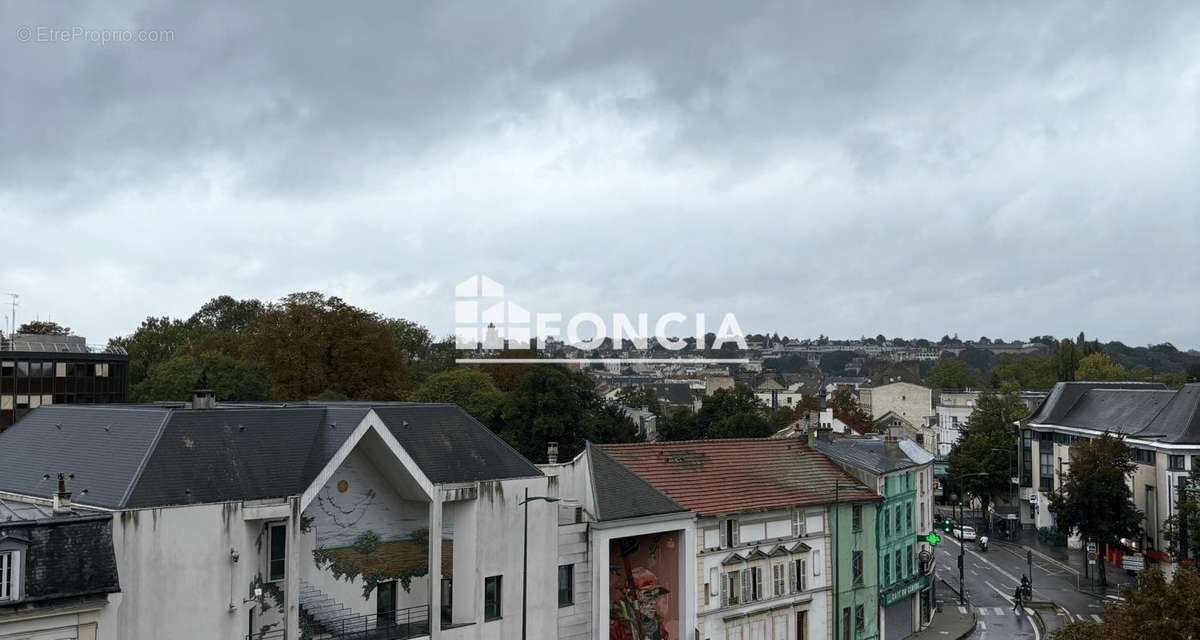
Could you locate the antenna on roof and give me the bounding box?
[3,293,18,335]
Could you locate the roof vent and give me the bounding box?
[192,389,216,410]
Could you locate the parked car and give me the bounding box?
[955,525,977,541]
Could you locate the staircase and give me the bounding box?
[299,580,353,637]
[298,580,430,640]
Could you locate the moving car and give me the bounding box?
[955,525,977,541]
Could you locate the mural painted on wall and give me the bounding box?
[609,531,680,640]
[307,449,440,598]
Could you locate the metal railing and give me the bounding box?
[243,629,287,640]
[0,339,126,355]
[315,605,430,640]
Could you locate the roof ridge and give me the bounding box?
[118,407,174,508]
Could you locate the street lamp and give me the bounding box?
[520,487,560,640]
[949,471,992,605]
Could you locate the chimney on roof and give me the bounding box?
[53,472,73,515]
[547,441,559,464]
[192,389,216,410]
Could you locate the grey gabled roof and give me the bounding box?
[373,405,542,484]
[0,403,541,510]
[587,442,688,522]
[1027,383,1200,444]
[1027,382,1168,427]
[812,437,930,475]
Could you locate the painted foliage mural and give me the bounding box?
[609,531,680,640]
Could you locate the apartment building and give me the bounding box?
[0,398,559,640]
[1018,382,1200,557]
[599,439,881,640]
[813,436,936,640]
[0,333,128,431]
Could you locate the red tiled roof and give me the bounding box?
[597,439,880,517]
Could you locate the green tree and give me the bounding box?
[829,388,871,433]
[1075,353,1127,381]
[656,407,701,441]
[109,316,198,386]
[613,386,663,414]
[188,296,264,333]
[131,351,270,402]
[946,390,1028,522]
[1056,339,1081,382]
[1050,567,1200,640]
[695,385,773,439]
[926,357,982,389]
[16,320,70,335]
[499,365,635,462]
[410,368,505,428]
[989,354,1057,390]
[1049,434,1143,586]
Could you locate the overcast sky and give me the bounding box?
[2,1,1198,348]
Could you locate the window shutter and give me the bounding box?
[741,569,750,603]
[733,521,740,546]
[720,522,728,549]
[787,560,795,594]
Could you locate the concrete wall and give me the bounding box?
[0,595,119,640]
[438,476,558,640]
[110,501,297,640]
[556,520,591,640]
[861,383,932,425]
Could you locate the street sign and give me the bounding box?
[919,532,942,546]
[1122,554,1145,571]
[1087,542,1098,561]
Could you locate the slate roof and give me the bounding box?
[0,514,120,608]
[812,437,934,475]
[0,403,541,510]
[1025,382,1200,443]
[586,442,687,522]
[652,382,694,406]
[598,439,879,517]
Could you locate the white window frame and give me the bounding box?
[792,510,805,537]
[772,562,786,597]
[0,550,18,602]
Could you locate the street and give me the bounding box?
[932,531,1110,639]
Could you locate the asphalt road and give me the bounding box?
[932,532,1109,639]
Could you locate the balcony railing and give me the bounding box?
[312,605,430,640]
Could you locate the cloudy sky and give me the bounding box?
[2,1,1198,347]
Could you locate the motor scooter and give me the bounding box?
[977,535,989,552]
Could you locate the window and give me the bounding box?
[484,575,502,621]
[894,551,901,581]
[55,362,67,377]
[852,505,862,532]
[792,510,806,537]
[726,570,742,605]
[1021,431,1034,487]
[751,566,764,601]
[852,551,863,586]
[772,563,786,597]
[919,471,926,496]
[0,551,15,601]
[883,556,890,584]
[854,605,865,634]
[793,558,807,592]
[907,545,914,576]
[1132,448,1156,465]
[268,523,286,582]
[1169,455,1185,471]
[558,564,574,607]
[812,549,821,575]
[722,518,740,548]
[895,506,902,532]
[842,607,851,640]
[1040,451,1054,490]
[883,507,890,535]
[0,362,13,377]
[906,504,913,531]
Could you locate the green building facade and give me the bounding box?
[831,498,881,640]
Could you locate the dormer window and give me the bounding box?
[0,549,20,602]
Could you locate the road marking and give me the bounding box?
[993,607,1004,615]
[979,621,987,630]
[958,606,967,614]
[970,570,979,576]
[1091,614,1103,623]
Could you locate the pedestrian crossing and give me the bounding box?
[954,605,1105,623]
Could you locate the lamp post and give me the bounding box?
[520,487,560,640]
[949,471,991,605]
